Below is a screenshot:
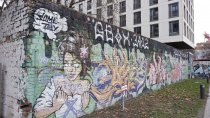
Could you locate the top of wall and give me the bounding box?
[0,0,30,43]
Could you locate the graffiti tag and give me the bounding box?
[33,8,68,40]
[94,21,149,50]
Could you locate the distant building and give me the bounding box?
[194,41,210,61]
[52,0,195,49]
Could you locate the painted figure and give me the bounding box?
[33,32,90,118]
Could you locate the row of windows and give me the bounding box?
[85,1,179,21]
[150,2,179,21]
[94,0,158,11]
[132,20,180,38]
[184,0,193,12]
[106,2,178,27]
[96,0,158,7]
[96,0,141,10]
[184,5,194,30]
[184,22,194,41]
[82,0,193,20]
[150,20,179,38]
[108,2,178,23]
[96,0,187,11]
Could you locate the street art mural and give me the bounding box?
[26,6,189,117]
[0,1,191,117]
[193,61,210,77]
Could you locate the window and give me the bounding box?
[184,6,186,19]
[87,0,92,10]
[189,17,191,28]
[187,26,189,38]
[186,0,188,7]
[120,1,126,13]
[107,0,113,4]
[191,5,193,14]
[184,22,186,36]
[150,24,159,37]
[134,11,141,24]
[87,12,92,15]
[169,20,179,36]
[134,27,141,34]
[97,8,102,19]
[107,5,113,16]
[150,0,158,6]
[169,2,179,18]
[79,4,83,12]
[133,0,141,10]
[186,11,188,23]
[120,15,126,27]
[97,0,102,7]
[107,18,113,24]
[150,7,158,21]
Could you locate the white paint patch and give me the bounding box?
[0,39,26,117]
[33,8,68,40]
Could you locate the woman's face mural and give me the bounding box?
[64,53,82,80]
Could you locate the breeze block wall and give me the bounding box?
[0,0,191,117]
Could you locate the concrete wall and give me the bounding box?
[0,0,190,117]
[0,0,30,117]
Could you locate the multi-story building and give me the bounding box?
[52,0,195,49]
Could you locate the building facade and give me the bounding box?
[67,0,194,49]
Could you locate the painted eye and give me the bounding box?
[74,63,80,68]
[64,63,71,67]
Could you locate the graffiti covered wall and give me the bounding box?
[28,2,189,117]
[0,0,190,117]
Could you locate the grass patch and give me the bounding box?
[81,78,210,118]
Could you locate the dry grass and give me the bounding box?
[81,78,210,118]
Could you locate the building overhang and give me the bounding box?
[165,41,194,49]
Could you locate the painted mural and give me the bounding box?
[193,61,210,77]
[21,6,190,118]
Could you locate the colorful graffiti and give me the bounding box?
[0,2,191,117]
[27,7,190,117]
[193,61,210,77]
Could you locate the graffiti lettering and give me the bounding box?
[105,25,114,44]
[36,12,57,24]
[95,21,104,41]
[115,29,122,45]
[94,20,149,50]
[42,22,59,31]
[33,8,68,40]
[122,30,130,47]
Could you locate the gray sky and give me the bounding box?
[194,0,210,44]
[0,0,2,6]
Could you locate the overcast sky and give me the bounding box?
[194,0,210,44]
[0,0,2,6]
[0,0,208,45]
